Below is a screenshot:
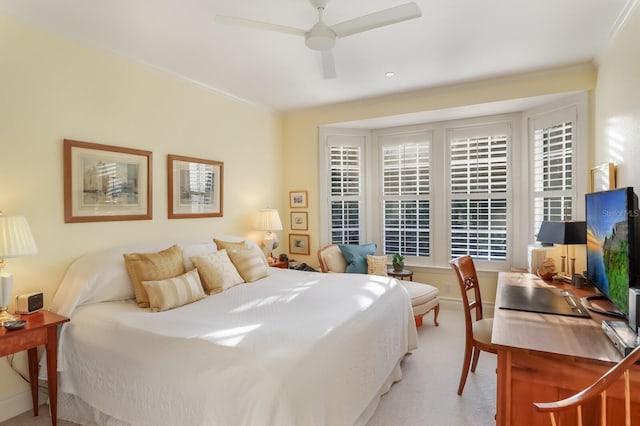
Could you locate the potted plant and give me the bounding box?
[392,253,405,272]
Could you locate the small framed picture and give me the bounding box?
[289,234,310,255]
[589,162,616,192]
[289,190,308,208]
[290,211,308,230]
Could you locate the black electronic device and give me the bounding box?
[583,187,640,318]
[602,320,640,356]
[15,292,44,314]
[3,320,26,330]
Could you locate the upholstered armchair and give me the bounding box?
[317,244,440,327]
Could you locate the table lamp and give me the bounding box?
[256,209,282,264]
[536,220,586,279]
[0,214,38,324]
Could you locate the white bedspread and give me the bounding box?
[56,267,417,426]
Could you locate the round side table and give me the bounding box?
[387,268,413,281]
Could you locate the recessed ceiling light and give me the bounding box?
[385,71,395,77]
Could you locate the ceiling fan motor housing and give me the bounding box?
[305,24,336,50]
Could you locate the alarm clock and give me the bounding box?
[15,292,44,314]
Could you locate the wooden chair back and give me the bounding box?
[449,255,485,333]
[534,344,640,426]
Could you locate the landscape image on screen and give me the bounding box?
[586,189,631,315]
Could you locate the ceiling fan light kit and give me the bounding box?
[215,1,422,79]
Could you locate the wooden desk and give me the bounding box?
[493,272,640,426]
[0,310,70,426]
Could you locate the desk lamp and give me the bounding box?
[256,209,282,264]
[0,213,38,324]
[536,220,586,279]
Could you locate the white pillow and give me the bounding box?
[180,241,218,271]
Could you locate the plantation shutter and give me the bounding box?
[449,126,509,261]
[329,145,362,244]
[532,120,574,234]
[381,141,430,257]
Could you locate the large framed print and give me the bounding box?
[64,139,152,223]
[168,154,224,219]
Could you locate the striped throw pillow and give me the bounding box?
[227,247,269,282]
[142,269,206,312]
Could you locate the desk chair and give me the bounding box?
[449,255,497,395]
[534,344,640,426]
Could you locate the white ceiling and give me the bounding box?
[0,0,634,113]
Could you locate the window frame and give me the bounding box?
[318,93,587,271]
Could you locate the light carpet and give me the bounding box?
[1,306,496,426]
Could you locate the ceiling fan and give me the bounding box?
[214,1,422,79]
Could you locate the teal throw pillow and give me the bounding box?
[338,243,377,274]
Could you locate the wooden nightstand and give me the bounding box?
[269,259,289,269]
[0,310,69,426]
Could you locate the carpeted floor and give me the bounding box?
[1,306,496,426]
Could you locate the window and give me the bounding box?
[448,126,509,261]
[319,94,586,270]
[530,106,579,238]
[381,139,431,257]
[319,131,367,246]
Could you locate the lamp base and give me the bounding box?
[0,307,16,325]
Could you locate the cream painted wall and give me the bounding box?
[282,64,597,303]
[0,17,283,417]
[594,4,640,188]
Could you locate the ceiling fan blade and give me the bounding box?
[321,50,336,79]
[214,15,306,37]
[331,2,422,38]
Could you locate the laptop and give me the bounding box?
[499,285,590,318]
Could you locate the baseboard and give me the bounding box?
[439,296,495,317]
[0,389,48,423]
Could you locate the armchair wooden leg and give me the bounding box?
[414,315,423,328]
[433,304,440,326]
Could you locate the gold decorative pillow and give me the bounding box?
[191,250,244,294]
[214,238,268,267]
[367,255,388,276]
[124,245,186,308]
[142,269,206,312]
[226,247,269,282]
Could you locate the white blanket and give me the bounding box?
[55,267,417,426]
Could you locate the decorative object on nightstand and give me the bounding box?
[0,213,38,325]
[392,253,404,272]
[256,209,283,264]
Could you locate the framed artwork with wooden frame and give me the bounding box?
[289,234,310,255]
[63,139,152,223]
[589,162,616,192]
[290,211,308,230]
[168,154,224,219]
[289,190,308,208]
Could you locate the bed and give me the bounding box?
[44,239,418,426]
